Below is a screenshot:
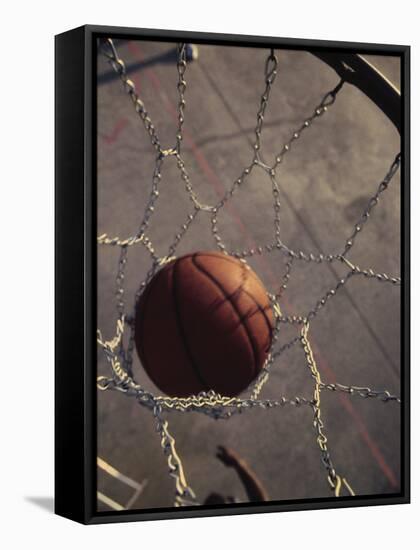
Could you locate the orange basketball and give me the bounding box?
[134,251,274,397]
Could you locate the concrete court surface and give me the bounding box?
[96,37,402,511]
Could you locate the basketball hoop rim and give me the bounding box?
[311,52,401,134]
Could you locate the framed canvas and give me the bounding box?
[55,24,410,524]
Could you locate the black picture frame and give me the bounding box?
[55,24,410,525]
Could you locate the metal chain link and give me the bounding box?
[253,49,278,155]
[153,404,198,506]
[301,323,353,496]
[342,153,401,257]
[320,382,401,403]
[97,38,401,505]
[272,80,344,171]
[176,43,188,154]
[101,38,161,151]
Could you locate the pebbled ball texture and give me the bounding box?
[134,251,274,397]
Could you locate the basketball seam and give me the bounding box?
[172,257,210,391]
[241,287,273,351]
[192,253,258,378]
[196,253,273,346]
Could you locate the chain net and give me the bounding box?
[97,38,401,507]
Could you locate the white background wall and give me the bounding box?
[1,1,417,548]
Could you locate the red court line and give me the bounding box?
[102,117,129,145]
[123,40,399,490]
[315,355,398,488]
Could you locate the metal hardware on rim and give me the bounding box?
[311,52,401,133]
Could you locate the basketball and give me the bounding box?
[134,251,274,397]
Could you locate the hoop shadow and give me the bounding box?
[97,47,178,86]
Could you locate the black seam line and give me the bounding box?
[172,257,210,391]
[199,253,273,338]
[207,276,247,315]
[198,251,245,267]
[241,287,274,351]
[218,281,271,340]
[204,283,268,348]
[197,253,273,352]
[192,253,258,378]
